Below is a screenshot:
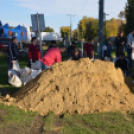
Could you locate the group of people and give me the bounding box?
[102,29,134,75]
[67,38,94,61]
[7,36,95,71]
[7,29,134,76]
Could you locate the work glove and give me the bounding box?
[91,58,94,61]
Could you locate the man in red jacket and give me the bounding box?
[40,45,66,70]
[28,37,42,70]
[29,37,41,63]
[83,38,94,60]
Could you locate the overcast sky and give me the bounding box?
[0,0,127,32]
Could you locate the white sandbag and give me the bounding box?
[132,52,134,60]
[8,69,20,78]
[31,70,39,78]
[20,68,32,78]
[8,75,22,87]
[12,61,20,72]
[31,61,41,70]
[21,75,32,86]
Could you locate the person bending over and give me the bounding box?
[69,47,83,60]
[67,41,76,56]
[40,45,66,70]
[115,52,129,75]
[83,38,94,60]
[102,40,114,61]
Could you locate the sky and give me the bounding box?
[0,0,127,32]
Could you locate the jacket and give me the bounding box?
[69,50,83,60]
[7,43,19,60]
[115,58,128,71]
[115,36,126,50]
[127,33,134,49]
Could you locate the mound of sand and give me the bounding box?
[2,58,134,115]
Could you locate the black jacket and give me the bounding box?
[115,36,126,50]
[7,43,19,60]
[115,58,128,71]
[69,50,83,60]
[67,45,75,56]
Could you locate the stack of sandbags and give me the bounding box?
[8,62,41,87]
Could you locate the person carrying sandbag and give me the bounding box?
[29,37,41,70]
[7,37,19,70]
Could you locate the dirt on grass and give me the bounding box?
[1,58,134,115]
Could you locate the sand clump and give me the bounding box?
[2,58,134,115]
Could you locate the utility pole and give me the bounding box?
[103,13,109,40]
[67,14,75,45]
[98,0,104,57]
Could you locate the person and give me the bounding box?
[7,37,19,70]
[83,38,94,59]
[69,47,83,60]
[29,37,41,64]
[115,52,129,75]
[126,29,134,67]
[67,41,76,56]
[47,40,57,51]
[115,31,126,57]
[40,45,66,70]
[102,40,114,61]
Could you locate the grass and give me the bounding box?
[0,103,38,133]
[43,112,134,134]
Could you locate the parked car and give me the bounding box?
[0,38,12,50]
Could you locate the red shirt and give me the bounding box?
[40,48,62,66]
[29,44,41,61]
[83,43,94,55]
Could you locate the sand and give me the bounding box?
[1,58,134,115]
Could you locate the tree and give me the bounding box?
[78,17,98,40]
[106,18,118,37]
[125,0,134,35]
[118,11,126,19]
[44,27,54,32]
[60,26,70,39]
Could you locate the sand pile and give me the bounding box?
[2,58,134,115]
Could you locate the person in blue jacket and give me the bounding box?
[7,37,19,70]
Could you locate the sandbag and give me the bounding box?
[31,61,41,70]
[132,52,134,60]
[8,69,20,78]
[8,75,22,87]
[12,61,20,72]
[20,68,32,78]
[8,65,41,87]
[21,75,32,86]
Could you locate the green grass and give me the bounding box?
[0,103,38,129]
[43,112,134,134]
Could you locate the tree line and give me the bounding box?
[60,17,125,41]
